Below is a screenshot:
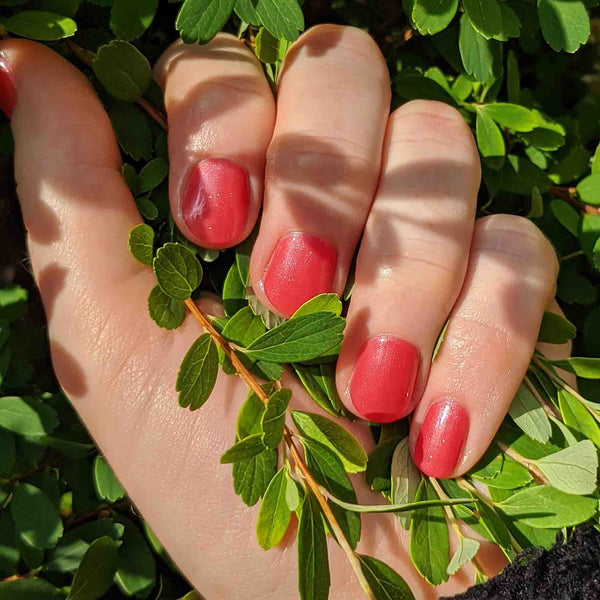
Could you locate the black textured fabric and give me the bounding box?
[443,525,600,600]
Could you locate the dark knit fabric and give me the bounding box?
[444,525,600,600]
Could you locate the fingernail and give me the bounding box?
[263,232,337,317]
[413,398,469,478]
[0,58,16,118]
[182,158,250,247]
[349,335,419,423]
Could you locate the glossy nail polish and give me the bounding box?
[263,232,337,317]
[182,158,250,247]
[0,59,16,118]
[349,335,419,423]
[413,398,469,478]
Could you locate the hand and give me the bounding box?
[0,25,562,598]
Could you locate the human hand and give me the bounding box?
[0,24,561,598]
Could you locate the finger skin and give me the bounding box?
[410,215,559,478]
[336,100,480,423]
[249,24,391,317]
[4,39,506,598]
[155,36,275,249]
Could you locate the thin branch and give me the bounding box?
[496,441,549,485]
[183,299,375,600]
[524,374,560,419]
[549,185,600,216]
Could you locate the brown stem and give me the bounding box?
[549,185,600,216]
[1,462,52,485]
[496,442,549,485]
[524,374,560,419]
[183,299,375,600]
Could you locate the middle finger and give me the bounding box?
[249,24,391,317]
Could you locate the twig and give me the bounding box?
[429,478,487,580]
[549,185,600,216]
[524,374,560,419]
[183,299,375,600]
[496,441,549,485]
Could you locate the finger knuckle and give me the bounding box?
[473,214,559,276]
[389,101,477,155]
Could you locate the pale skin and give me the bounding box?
[1,24,570,599]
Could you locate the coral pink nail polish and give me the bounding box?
[413,398,469,478]
[182,158,250,247]
[263,232,337,317]
[0,59,16,118]
[349,335,419,423]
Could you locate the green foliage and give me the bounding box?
[2,0,600,598]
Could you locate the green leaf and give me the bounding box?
[1,10,76,40]
[481,103,538,132]
[255,27,279,64]
[291,293,342,319]
[176,333,219,410]
[114,515,156,597]
[446,537,480,576]
[537,0,590,53]
[0,578,65,599]
[476,501,514,559]
[237,386,269,439]
[358,554,415,600]
[232,448,278,506]
[291,410,368,473]
[297,493,330,600]
[476,107,505,170]
[409,479,449,585]
[109,102,153,161]
[92,455,125,502]
[235,0,260,24]
[110,0,159,41]
[176,0,237,44]
[577,173,600,206]
[462,0,502,40]
[128,223,154,266]
[533,440,598,495]
[302,438,361,549]
[221,433,266,464]
[222,262,247,317]
[245,312,345,363]
[148,286,186,330]
[412,0,458,36]
[395,73,457,105]
[221,306,265,347]
[551,199,580,236]
[261,389,291,449]
[552,357,600,378]
[255,0,304,41]
[391,437,421,529]
[93,41,152,102]
[47,519,124,573]
[538,311,576,344]
[497,485,597,528]
[506,50,520,104]
[549,147,590,184]
[0,429,15,475]
[0,396,58,436]
[10,483,63,549]
[501,155,552,196]
[256,467,292,549]
[138,158,168,194]
[459,14,502,82]
[154,243,203,300]
[508,382,552,443]
[558,390,600,448]
[293,363,343,417]
[67,536,120,600]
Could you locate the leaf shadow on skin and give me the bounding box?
[36,262,67,322]
[49,339,88,397]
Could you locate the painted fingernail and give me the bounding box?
[349,335,419,423]
[182,158,250,247]
[413,398,469,478]
[0,58,16,118]
[263,232,337,317]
